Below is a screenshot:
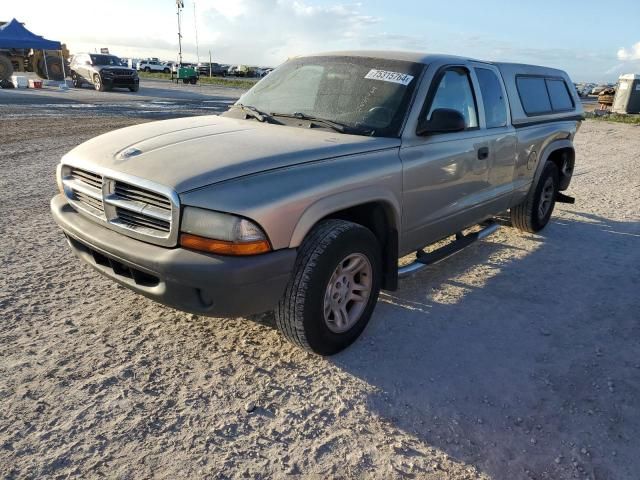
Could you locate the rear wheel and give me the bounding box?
[163,68,170,74]
[510,162,560,232]
[275,219,382,355]
[72,73,83,88]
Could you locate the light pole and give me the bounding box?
[176,0,184,66]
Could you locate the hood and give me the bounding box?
[62,115,399,193]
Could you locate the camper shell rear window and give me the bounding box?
[516,75,575,116]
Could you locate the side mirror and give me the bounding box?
[417,108,466,135]
[84,61,91,66]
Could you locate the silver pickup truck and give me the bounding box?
[51,51,583,355]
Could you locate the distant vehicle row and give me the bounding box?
[573,82,618,98]
[66,53,273,92]
[118,57,273,78]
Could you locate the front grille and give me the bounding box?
[62,165,177,246]
[107,69,134,76]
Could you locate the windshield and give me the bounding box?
[234,56,424,137]
[90,54,125,66]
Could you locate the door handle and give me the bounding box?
[477,147,489,160]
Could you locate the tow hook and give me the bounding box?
[556,193,575,204]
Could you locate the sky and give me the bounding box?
[6,0,640,82]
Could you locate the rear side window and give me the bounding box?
[517,77,552,115]
[517,76,575,116]
[475,68,507,128]
[546,79,574,111]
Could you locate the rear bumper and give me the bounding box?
[50,195,296,317]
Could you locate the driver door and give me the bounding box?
[400,65,494,252]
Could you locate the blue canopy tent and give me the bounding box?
[0,18,65,80]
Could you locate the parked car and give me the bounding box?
[69,53,139,92]
[590,85,608,96]
[197,62,227,76]
[229,64,251,77]
[51,51,583,355]
[138,59,171,73]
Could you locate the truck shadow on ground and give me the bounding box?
[330,213,640,479]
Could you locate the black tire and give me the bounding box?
[45,57,64,81]
[71,72,83,88]
[144,67,151,72]
[129,84,139,92]
[275,219,382,355]
[511,162,560,233]
[0,54,14,81]
[93,74,106,92]
[189,77,197,85]
[163,68,170,74]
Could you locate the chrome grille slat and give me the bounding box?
[115,208,170,232]
[75,191,104,213]
[64,177,102,200]
[114,184,171,210]
[70,168,102,189]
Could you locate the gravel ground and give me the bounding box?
[0,114,639,480]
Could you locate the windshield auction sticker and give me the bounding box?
[365,69,414,86]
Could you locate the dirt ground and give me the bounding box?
[0,113,639,479]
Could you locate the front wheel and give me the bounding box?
[129,84,139,92]
[93,74,106,92]
[510,162,560,233]
[275,219,382,355]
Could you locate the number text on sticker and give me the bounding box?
[365,69,414,86]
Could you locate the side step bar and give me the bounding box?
[398,222,500,279]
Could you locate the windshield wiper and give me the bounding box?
[270,112,374,136]
[232,104,271,123]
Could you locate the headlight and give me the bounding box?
[179,207,271,256]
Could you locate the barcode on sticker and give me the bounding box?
[365,69,414,86]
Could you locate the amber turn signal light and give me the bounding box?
[180,233,271,256]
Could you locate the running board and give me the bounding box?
[398,222,500,279]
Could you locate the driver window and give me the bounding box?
[427,68,478,129]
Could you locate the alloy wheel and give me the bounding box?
[323,253,372,333]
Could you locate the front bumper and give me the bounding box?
[51,195,296,317]
[102,76,139,88]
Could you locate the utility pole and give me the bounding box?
[176,0,184,66]
[209,50,212,77]
[194,1,200,66]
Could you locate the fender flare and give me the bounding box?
[532,139,574,187]
[288,186,401,248]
